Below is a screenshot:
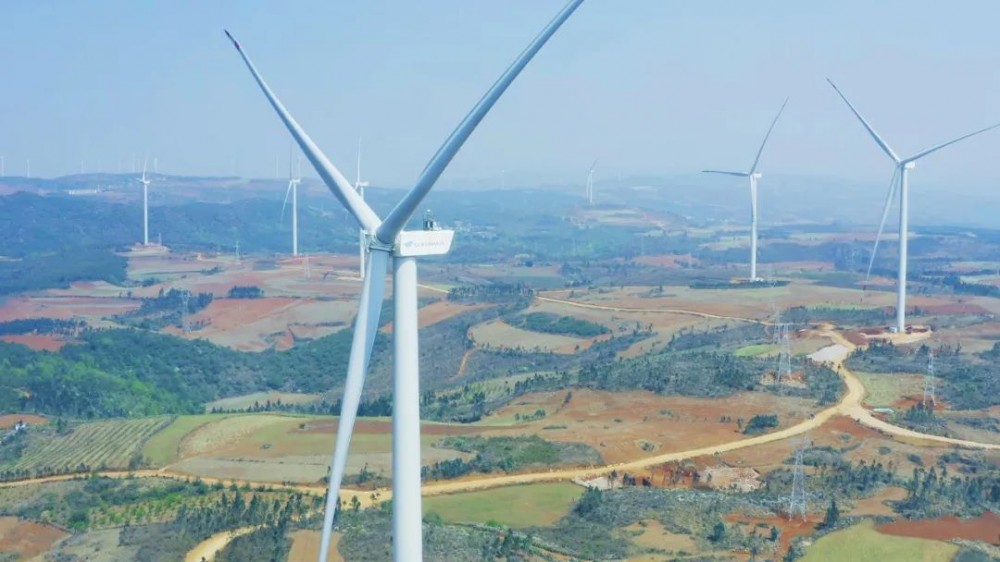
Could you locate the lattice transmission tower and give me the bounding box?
[787,439,809,521]
[776,323,792,385]
[179,290,191,333]
[923,349,936,407]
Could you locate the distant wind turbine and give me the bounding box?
[225,2,583,560]
[136,157,152,245]
[585,159,598,205]
[703,98,788,282]
[281,146,302,256]
[828,79,1000,332]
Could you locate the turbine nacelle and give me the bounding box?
[903,161,916,170]
[396,229,455,257]
[751,172,763,180]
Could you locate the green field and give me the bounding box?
[853,371,924,409]
[422,482,583,527]
[734,344,778,357]
[6,417,172,474]
[141,413,236,466]
[801,520,958,562]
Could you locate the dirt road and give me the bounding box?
[184,525,261,562]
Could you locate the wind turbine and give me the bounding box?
[136,157,151,246]
[702,98,788,282]
[281,147,302,257]
[224,2,583,560]
[828,79,1000,332]
[585,159,598,205]
[355,137,369,280]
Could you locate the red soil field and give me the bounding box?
[0,517,68,559]
[877,511,1000,544]
[302,418,484,437]
[725,512,820,557]
[0,334,68,351]
[0,414,47,428]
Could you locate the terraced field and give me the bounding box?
[6,417,172,474]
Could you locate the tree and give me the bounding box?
[820,498,840,529]
[709,521,727,543]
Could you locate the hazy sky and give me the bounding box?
[4,1,1000,189]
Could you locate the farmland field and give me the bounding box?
[422,482,583,527]
[0,516,69,560]
[6,417,171,474]
[141,414,237,466]
[800,520,958,562]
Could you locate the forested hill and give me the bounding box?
[0,328,383,418]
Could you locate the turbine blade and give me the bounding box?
[749,97,788,175]
[376,0,584,243]
[865,167,899,286]
[702,170,750,177]
[281,180,293,221]
[589,158,599,172]
[904,121,1000,163]
[225,30,381,233]
[827,78,901,163]
[317,249,389,562]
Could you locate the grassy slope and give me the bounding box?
[423,483,583,527]
[801,520,958,562]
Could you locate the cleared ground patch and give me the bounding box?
[469,318,586,354]
[877,510,1000,544]
[422,482,582,527]
[167,416,476,483]
[287,530,344,562]
[481,389,820,464]
[0,516,69,560]
[6,417,171,474]
[800,519,958,562]
[627,519,698,553]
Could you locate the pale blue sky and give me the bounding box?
[4,1,1000,189]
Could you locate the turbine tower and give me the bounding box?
[225,2,583,560]
[136,158,152,245]
[702,98,788,282]
[828,79,1000,333]
[585,159,598,205]
[281,147,302,256]
[356,137,369,280]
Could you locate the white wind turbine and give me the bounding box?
[828,79,1000,332]
[225,2,583,560]
[702,98,788,282]
[585,158,598,205]
[281,147,302,257]
[136,157,152,245]
[355,137,369,280]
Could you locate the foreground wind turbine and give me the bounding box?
[355,137,369,280]
[828,79,1000,332]
[281,148,302,256]
[136,157,151,245]
[225,2,583,560]
[703,98,788,282]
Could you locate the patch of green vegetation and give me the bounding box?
[800,520,957,562]
[853,371,919,408]
[423,483,583,527]
[510,312,609,337]
[423,435,601,480]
